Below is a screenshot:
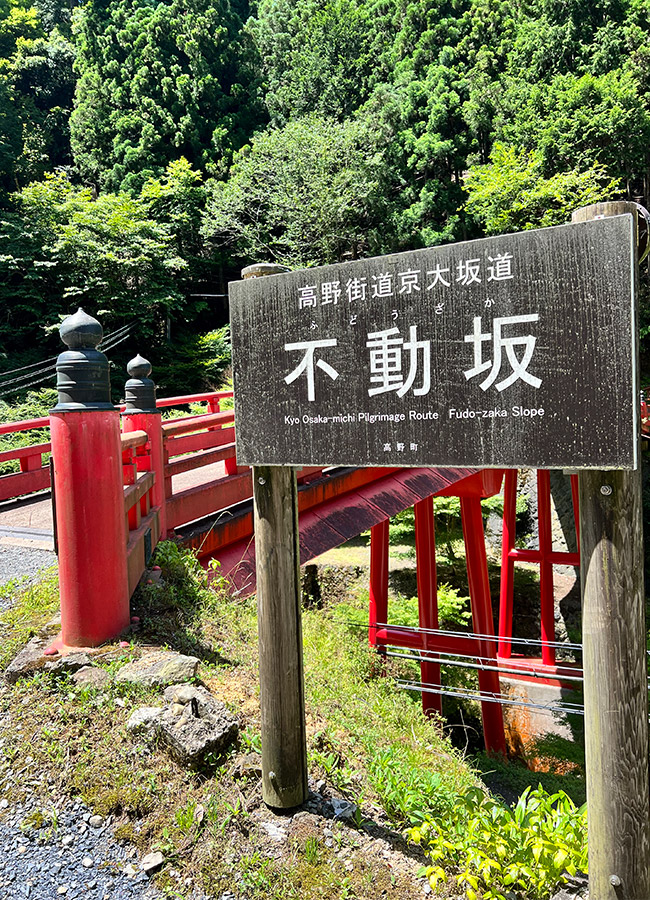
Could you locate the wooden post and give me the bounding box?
[243,263,308,810]
[572,202,650,899]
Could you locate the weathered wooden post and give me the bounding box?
[242,262,308,809]
[572,201,650,899]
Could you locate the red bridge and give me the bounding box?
[0,309,585,755]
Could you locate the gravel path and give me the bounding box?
[0,546,56,592]
[0,795,163,900]
[0,552,172,900]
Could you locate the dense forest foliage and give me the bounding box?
[0,0,648,391]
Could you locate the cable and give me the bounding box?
[397,679,585,716]
[0,322,135,392]
[385,649,585,683]
[333,617,583,654]
[0,372,57,398]
[0,325,135,398]
[0,354,59,378]
[373,622,584,653]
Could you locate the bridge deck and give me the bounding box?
[0,460,232,552]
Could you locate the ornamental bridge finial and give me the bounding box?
[52,308,112,411]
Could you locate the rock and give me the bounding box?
[61,836,74,847]
[44,652,92,675]
[4,637,50,684]
[331,798,356,821]
[72,667,110,689]
[82,858,93,869]
[157,693,238,770]
[126,707,164,738]
[140,851,164,875]
[115,651,199,687]
[260,821,287,842]
[550,873,589,900]
[88,815,104,829]
[289,811,321,844]
[163,683,218,714]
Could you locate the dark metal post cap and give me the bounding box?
[127,354,153,379]
[52,308,113,412]
[124,353,157,415]
[59,308,103,349]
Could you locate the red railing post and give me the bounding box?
[498,469,518,658]
[49,309,129,648]
[461,496,507,755]
[414,497,442,717]
[207,394,238,475]
[369,519,389,649]
[537,469,556,666]
[121,354,166,538]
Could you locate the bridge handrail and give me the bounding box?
[0,416,49,436]
[0,390,232,439]
[121,430,148,452]
[155,390,233,409]
[162,410,235,439]
[0,441,50,463]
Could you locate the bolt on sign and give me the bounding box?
[230,215,637,470]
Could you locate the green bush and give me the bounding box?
[154,326,231,396]
[409,785,588,900]
[388,585,470,630]
[0,388,56,474]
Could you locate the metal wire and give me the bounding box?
[386,649,586,683]
[0,325,135,398]
[397,679,586,716]
[336,617,582,653]
[373,621,584,652]
[0,322,134,392]
[0,361,57,389]
[0,354,59,378]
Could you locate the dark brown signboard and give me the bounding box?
[230,215,637,470]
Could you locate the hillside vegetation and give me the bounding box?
[0,0,648,383]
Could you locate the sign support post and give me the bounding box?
[243,263,308,810]
[572,202,650,899]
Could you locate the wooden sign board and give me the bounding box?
[230,216,637,470]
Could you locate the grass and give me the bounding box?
[0,545,474,899]
[0,540,588,898]
[0,567,60,667]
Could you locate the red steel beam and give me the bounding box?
[166,443,236,478]
[166,471,252,529]
[414,496,442,717]
[375,627,481,658]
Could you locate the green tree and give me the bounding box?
[202,115,387,267]
[9,27,75,184]
[498,71,650,187]
[71,0,263,193]
[0,172,185,361]
[141,157,221,323]
[463,142,621,234]
[249,0,392,124]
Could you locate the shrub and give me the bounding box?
[409,785,588,900]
